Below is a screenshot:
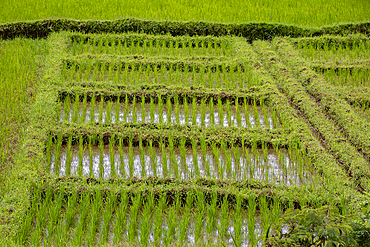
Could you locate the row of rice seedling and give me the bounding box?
[49,120,292,149]
[68,33,232,57]
[61,58,256,89]
[55,84,269,107]
[297,39,370,62]
[334,85,370,108]
[46,133,315,185]
[19,186,291,246]
[294,35,370,87]
[320,68,370,87]
[291,34,369,49]
[58,94,278,128]
[351,101,370,123]
[328,85,370,125]
[62,55,237,72]
[69,33,231,48]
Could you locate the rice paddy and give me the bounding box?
[21,188,268,247]
[1,4,370,246]
[296,35,370,87]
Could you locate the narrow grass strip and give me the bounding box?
[48,122,295,148]
[62,54,246,73]
[56,84,271,105]
[1,18,370,41]
[0,33,68,240]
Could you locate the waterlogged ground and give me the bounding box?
[59,102,277,129]
[49,145,316,185]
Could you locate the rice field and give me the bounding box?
[1,4,370,246]
[19,187,271,247]
[2,0,370,26]
[296,35,370,87]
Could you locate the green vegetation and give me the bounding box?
[1,0,369,26]
[1,2,370,246]
[0,38,47,196]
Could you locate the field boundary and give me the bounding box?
[0,18,370,40]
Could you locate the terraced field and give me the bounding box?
[1,17,370,246]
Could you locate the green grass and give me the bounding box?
[0,38,47,198]
[1,0,369,26]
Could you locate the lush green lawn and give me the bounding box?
[1,0,369,26]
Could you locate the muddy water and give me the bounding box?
[50,145,315,185]
[60,102,277,129]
